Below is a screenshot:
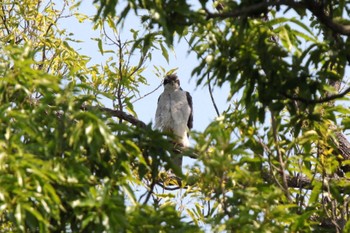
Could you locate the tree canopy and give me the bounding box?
[2,0,350,232]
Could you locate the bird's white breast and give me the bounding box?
[155,89,191,146]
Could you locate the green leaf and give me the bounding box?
[23,204,49,225]
[278,26,293,52]
[97,38,104,55]
[122,184,137,206]
[309,182,322,204]
[160,43,169,63]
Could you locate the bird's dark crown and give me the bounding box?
[164,74,180,86]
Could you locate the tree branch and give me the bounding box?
[132,82,163,104]
[334,131,350,160]
[270,110,291,200]
[262,171,350,193]
[85,106,147,128]
[304,1,350,36]
[206,0,350,36]
[99,107,147,128]
[281,85,350,104]
[207,73,220,117]
[205,0,302,19]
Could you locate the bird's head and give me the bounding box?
[163,74,180,90]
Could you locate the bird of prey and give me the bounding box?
[155,74,193,169]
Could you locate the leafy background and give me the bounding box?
[1,0,350,232]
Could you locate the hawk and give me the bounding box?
[155,74,193,169]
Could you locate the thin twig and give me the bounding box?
[207,73,220,117]
[184,36,221,116]
[132,82,163,103]
[143,180,156,205]
[156,181,187,191]
[270,109,291,200]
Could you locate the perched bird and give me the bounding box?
[155,74,193,169]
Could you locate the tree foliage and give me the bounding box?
[2,0,350,232]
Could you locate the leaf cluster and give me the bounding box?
[0,1,199,232]
[3,0,350,232]
[94,0,350,232]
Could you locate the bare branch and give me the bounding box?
[98,106,147,128]
[156,181,183,191]
[207,73,220,117]
[270,110,291,200]
[334,131,350,160]
[101,107,147,127]
[143,180,157,205]
[132,82,163,104]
